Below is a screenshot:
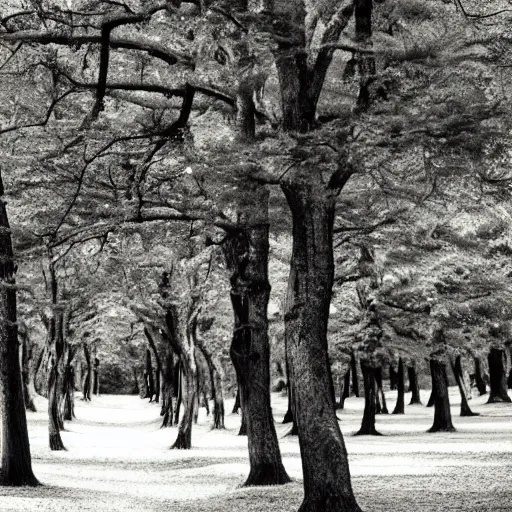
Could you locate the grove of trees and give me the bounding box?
[1,0,512,511]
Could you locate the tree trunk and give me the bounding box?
[82,344,92,401]
[198,344,225,430]
[145,327,163,405]
[428,359,455,432]
[473,357,487,395]
[350,351,360,397]
[232,385,241,414]
[427,359,435,407]
[223,187,290,486]
[408,363,422,405]
[339,369,351,410]
[173,361,182,426]
[160,343,174,428]
[356,362,381,435]
[63,364,75,421]
[0,172,39,485]
[171,352,197,449]
[389,364,398,391]
[93,357,100,396]
[374,367,388,414]
[34,346,47,397]
[392,357,405,414]
[487,348,511,403]
[281,182,362,511]
[21,333,37,412]
[145,348,154,401]
[451,356,478,417]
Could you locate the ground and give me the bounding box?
[1,387,512,511]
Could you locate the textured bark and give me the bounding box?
[356,362,381,435]
[173,361,182,427]
[487,348,511,403]
[0,173,39,485]
[160,341,174,428]
[408,363,422,405]
[374,367,388,414]
[428,359,455,433]
[392,358,405,414]
[281,181,362,511]
[451,356,478,417]
[223,203,290,486]
[171,354,196,449]
[48,307,66,450]
[474,357,487,395]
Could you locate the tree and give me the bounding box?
[0,170,39,486]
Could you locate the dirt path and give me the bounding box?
[1,388,512,511]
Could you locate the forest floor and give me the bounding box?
[1,387,512,511]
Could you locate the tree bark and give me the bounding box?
[0,173,39,485]
[93,357,100,396]
[428,359,455,432]
[451,356,478,417]
[339,369,351,410]
[408,362,422,405]
[392,357,405,414]
[356,362,381,435]
[487,348,511,403]
[426,358,435,407]
[171,353,197,449]
[145,348,154,401]
[350,351,360,397]
[232,385,241,414]
[474,357,487,395]
[159,338,174,428]
[145,327,162,404]
[82,344,92,401]
[389,363,398,391]
[374,367,388,414]
[48,307,66,450]
[281,181,362,511]
[197,344,225,430]
[223,206,290,485]
[21,332,37,412]
[173,360,182,426]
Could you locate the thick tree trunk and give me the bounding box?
[392,358,405,414]
[0,174,39,485]
[171,353,197,449]
[281,182,362,511]
[63,347,77,421]
[428,359,455,432]
[356,362,381,435]
[21,333,37,412]
[451,356,478,417]
[487,348,511,403]
[374,367,388,414]
[223,187,290,486]
[48,307,66,450]
[408,363,422,405]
